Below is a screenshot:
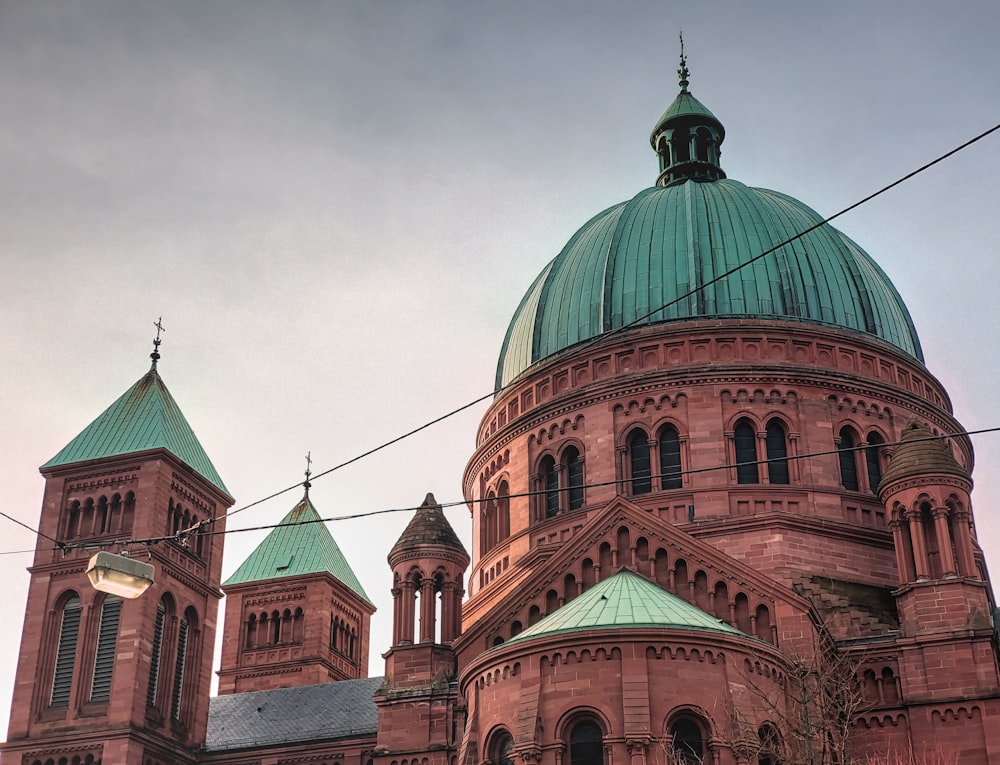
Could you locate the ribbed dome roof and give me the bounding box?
[495,63,922,389]
[878,420,970,495]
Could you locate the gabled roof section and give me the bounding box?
[224,493,372,605]
[205,676,382,751]
[505,567,744,646]
[41,365,229,495]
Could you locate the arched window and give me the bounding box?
[838,428,859,491]
[50,595,82,707]
[734,420,758,484]
[659,425,683,489]
[758,724,781,765]
[865,432,884,493]
[541,456,559,518]
[497,480,511,541]
[568,719,604,765]
[147,598,168,707]
[90,595,121,702]
[628,429,652,495]
[765,420,789,485]
[490,730,515,765]
[670,718,705,765]
[171,609,195,721]
[565,447,585,510]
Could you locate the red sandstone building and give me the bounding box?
[3,60,999,765]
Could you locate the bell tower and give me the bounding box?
[880,420,1000,701]
[374,493,469,765]
[1,341,233,765]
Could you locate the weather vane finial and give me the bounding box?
[304,451,313,495]
[677,31,690,93]
[151,317,166,368]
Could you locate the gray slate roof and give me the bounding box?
[204,676,382,752]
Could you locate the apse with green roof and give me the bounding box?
[496,48,922,388]
[502,568,749,649]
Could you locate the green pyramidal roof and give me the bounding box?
[223,494,372,605]
[505,568,745,646]
[42,365,229,494]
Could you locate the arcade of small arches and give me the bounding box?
[391,566,465,647]
[485,416,897,549]
[888,495,978,583]
[483,712,783,765]
[244,607,306,649]
[488,530,776,649]
[860,664,901,706]
[28,756,100,765]
[167,496,206,557]
[61,491,136,540]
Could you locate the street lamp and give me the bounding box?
[86,551,155,599]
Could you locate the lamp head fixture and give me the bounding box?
[86,550,155,599]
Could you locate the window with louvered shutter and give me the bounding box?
[628,431,652,495]
[50,596,82,706]
[765,421,790,485]
[147,601,166,707]
[659,426,682,489]
[170,615,189,720]
[90,595,121,702]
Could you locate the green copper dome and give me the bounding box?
[496,64,922,389]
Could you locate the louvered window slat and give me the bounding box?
[170,616,189,720]
[90,595,121,702]
[50,596,82,707]
[146,602,165,707]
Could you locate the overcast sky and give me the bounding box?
[2,0,999,735]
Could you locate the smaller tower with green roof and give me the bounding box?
[218,481,375,695]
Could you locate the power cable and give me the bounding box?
[8,425,996,557]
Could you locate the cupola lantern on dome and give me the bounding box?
[650,36,726,186]
[495,41,923,389]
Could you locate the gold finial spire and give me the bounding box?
[151,317,166,368]
[677,31,690,93]
[304,451,313,495]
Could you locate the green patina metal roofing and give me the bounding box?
[497,178,922,388]
[503,568,745,647]
[651,90,723,139]
[224,493,372,604]
[41,365,229,494]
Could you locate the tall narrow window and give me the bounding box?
[497,481,510,541]
[542,456,559,517]
[147,600,166,707]
[865,433,884,493]
[734,420,758,484]
[565,446,585,509]
[765,420,789,485]
[90,595,121,702]
[51,595,82,707]
[569,720,604,765]
[670,718,705,765]
[838,428,859,491]
[629,430,652,495]
[170,612,190,720]
[659,426,682,489]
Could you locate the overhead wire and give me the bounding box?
[197,117,1000,533]
[3,120,999,557]
[10,425,998,557]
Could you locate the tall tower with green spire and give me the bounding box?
[218,475,375,695]
[2,337,233,765]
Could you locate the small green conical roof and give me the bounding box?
[505,568,745,646]
[224,493,372,605]
[41,365,229,495]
